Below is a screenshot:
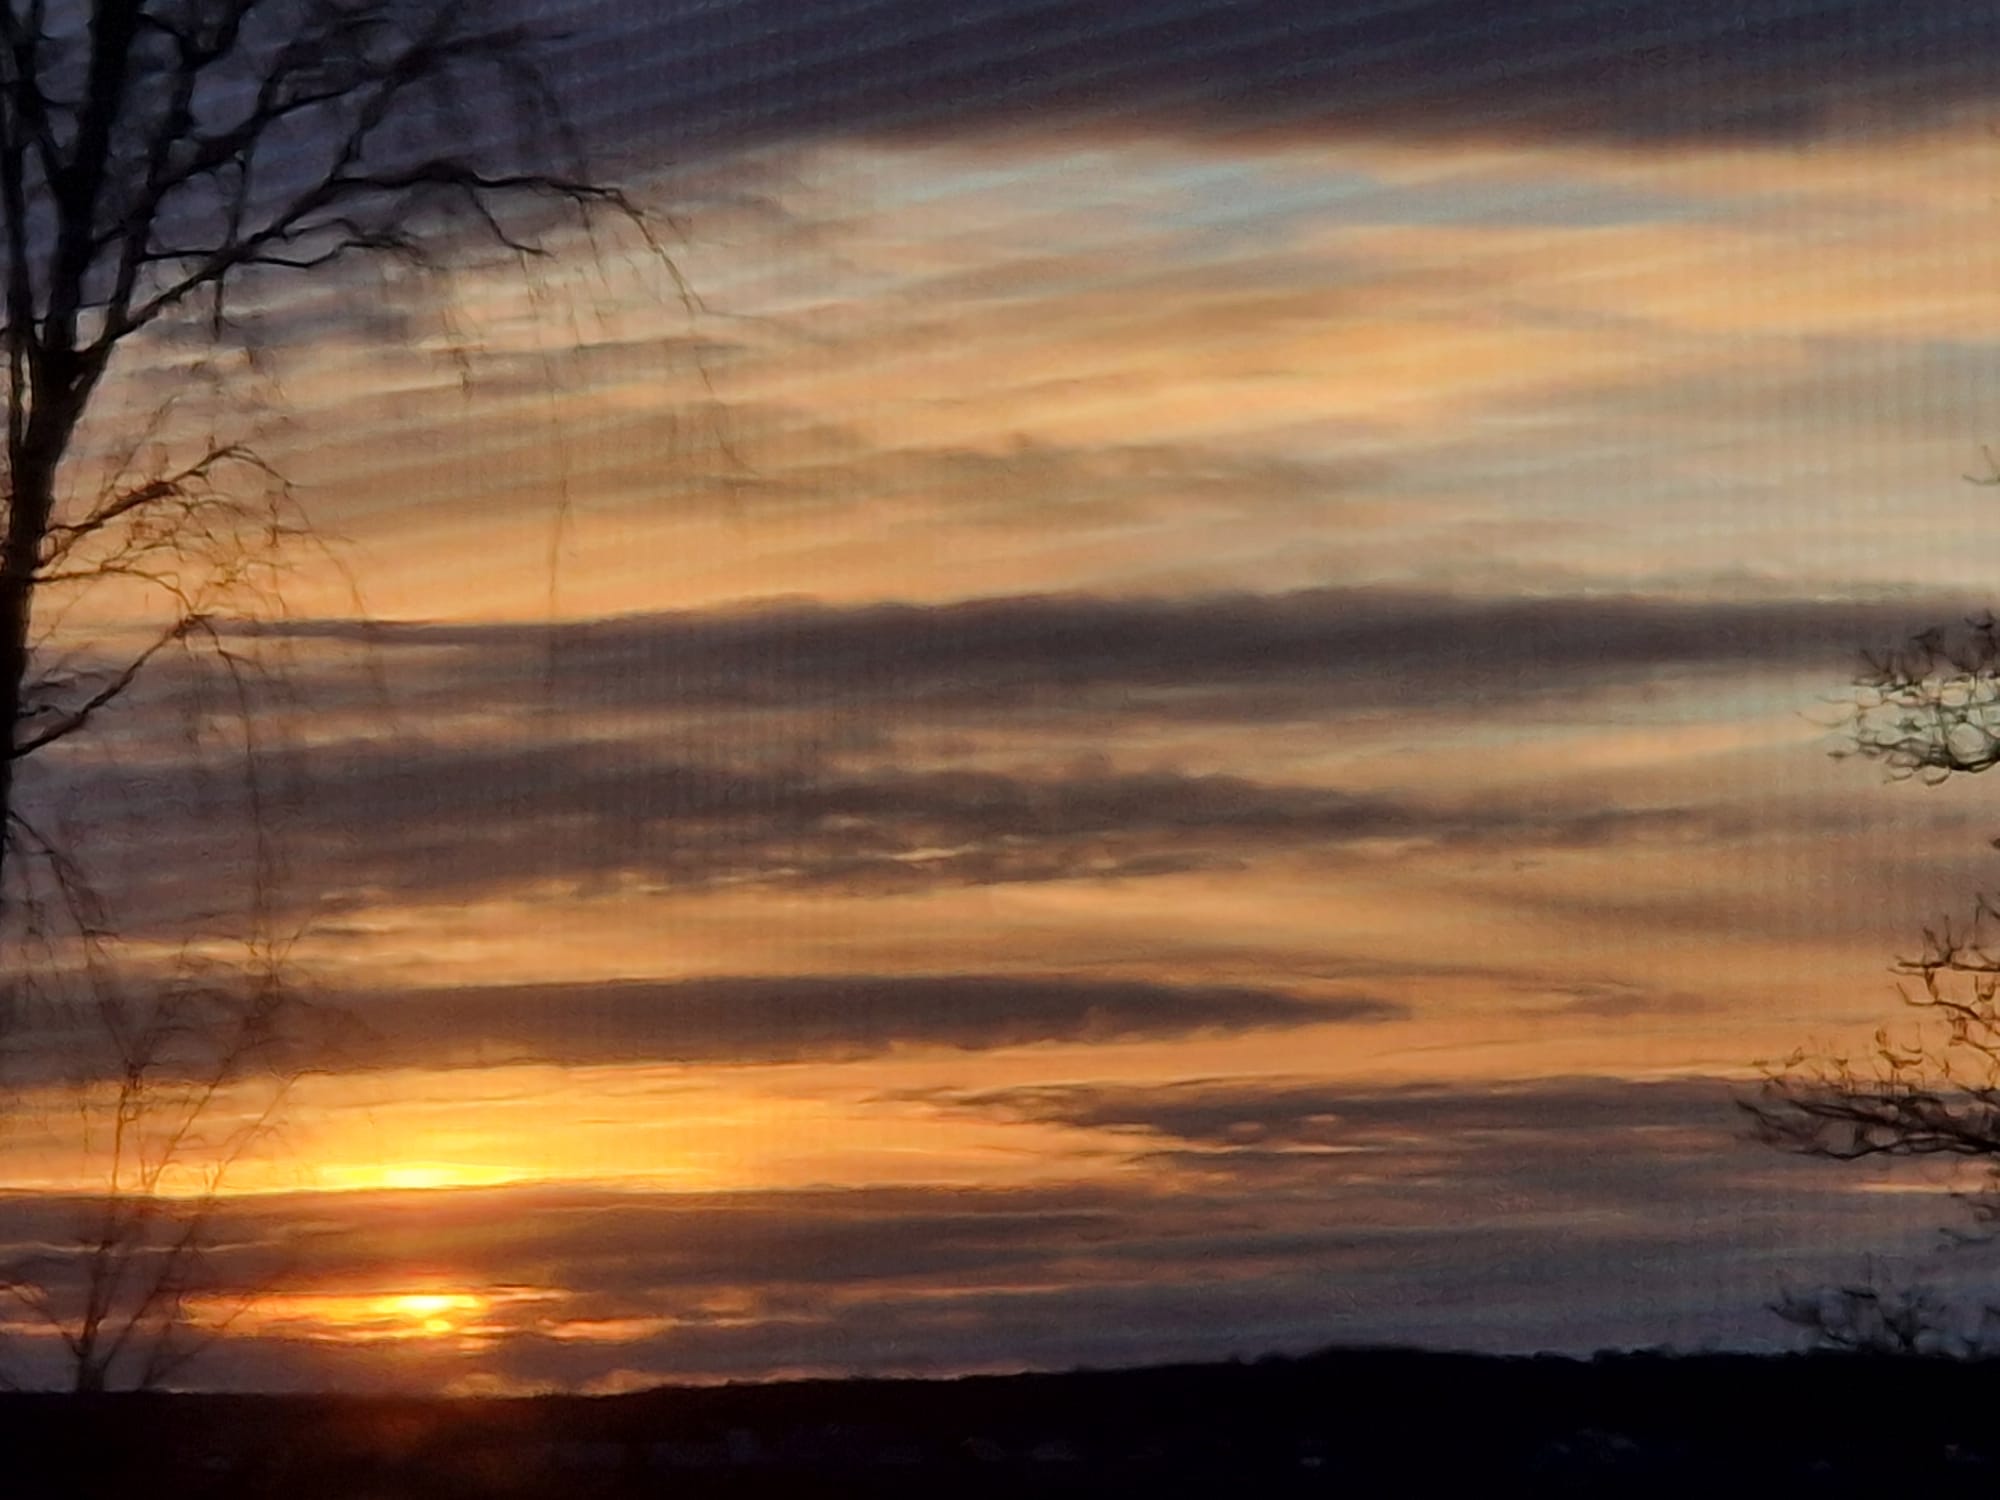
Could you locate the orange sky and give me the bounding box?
[7,2,2000,1390]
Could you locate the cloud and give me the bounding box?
[156,745,1730,908]
[901,1073,1745,1148]
[0,973,1393,1085]
[545,0,2000,159]
[328,974,1396,1071]
[34,584,1951,919]
[252,586,1960,723]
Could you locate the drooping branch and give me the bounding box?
[41,439,265,563]
[10,614,193,758]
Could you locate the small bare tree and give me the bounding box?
[1747,898,2000,1224]
[0,941,327,1392]
[1769,1256,2000,1358]
[0,0,650,1388]
[1749,613,2000,1347]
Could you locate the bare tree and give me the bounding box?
[1747,612,2000,1345]
[0,0,649,1388]
[0,940,332,1392]
[1768,1256,2000,1358]
[1746,895,2000,1223]
[0,0,636,921]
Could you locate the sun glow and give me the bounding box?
[378,1164,500,1191]
[313,1160,528,1193]
[373,1292,485,1335]
[229,1288,515,1343]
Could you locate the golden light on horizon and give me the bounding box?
[373,1292,485,1337]
[324,1162,524,1193]
[229,1287,521,1345]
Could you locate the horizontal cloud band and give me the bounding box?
[539,0,2000,155]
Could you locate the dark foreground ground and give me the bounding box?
[11,1347,2000,1497]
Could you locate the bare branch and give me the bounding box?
[1842,613,2000,781]
[10,612,194,758]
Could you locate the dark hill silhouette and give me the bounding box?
[9,1346,2000,1496]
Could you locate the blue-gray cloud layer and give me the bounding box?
[334,974,1399,1071]
[542,0,2000,159]
[0,973,1396,1084]
[255,586,1958,720]
[36,586,1949,918]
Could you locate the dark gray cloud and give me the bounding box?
[327,974,1395,1071]
[35,583,1944,917]
[899,1073,1744,1147]
[541,0,2000,160]
[0,975,1390,1084]
[209,747,1730,907]
[249,586,1962,725]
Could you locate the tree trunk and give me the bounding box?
[0,417,72,905]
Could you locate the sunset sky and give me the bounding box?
[8,0,2000,1391]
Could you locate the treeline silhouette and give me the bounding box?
[13,1345,2000,1496]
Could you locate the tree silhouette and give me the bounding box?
[1747,612,2000,1343]
[0,0,645,1388]
[0,941,339,1391]
[1768,1255,2000,1358]
[0,0,635,923]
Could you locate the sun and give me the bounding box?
[376,1164,487,1191]
[369,1292,485,1336]
[304,1160,527,1193]
[214,1286,522,1344]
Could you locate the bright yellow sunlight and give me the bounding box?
[373,1293,486,1337]
[371,1164,511,1192]
[229,1289,512,1344]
